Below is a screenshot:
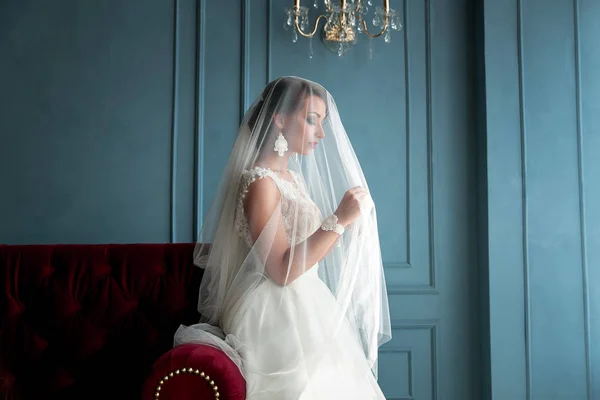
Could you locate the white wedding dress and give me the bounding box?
[175,77,391,400]
[221,166,386,400]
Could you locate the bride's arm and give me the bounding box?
[244,177,340,286]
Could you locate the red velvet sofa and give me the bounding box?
[0,243,245,400]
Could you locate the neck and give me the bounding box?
[254,152,291,173]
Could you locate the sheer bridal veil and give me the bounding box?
[174,76,391,391]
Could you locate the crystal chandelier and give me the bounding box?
[284,0,402,57]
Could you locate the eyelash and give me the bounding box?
[307,118,316,126]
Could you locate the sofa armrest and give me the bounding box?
[142,343,246,400]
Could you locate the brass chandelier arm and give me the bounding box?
[289,0,397,48]
[356,0,390,38]
[360,17,389,38]
[294,14,328,38]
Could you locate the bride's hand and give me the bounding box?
[335,186,370,227]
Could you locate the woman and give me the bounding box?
[175,76,391,399]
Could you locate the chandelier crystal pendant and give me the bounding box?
[284,0,402,57]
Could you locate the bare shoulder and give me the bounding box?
[245,176,279,203]
[242,173,281,217]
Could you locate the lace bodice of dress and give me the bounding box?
[235,166,323,247]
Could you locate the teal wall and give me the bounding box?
[2,0,600,398]
[0,0,199,243]
[483,0,600,398]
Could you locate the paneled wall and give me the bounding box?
[9,0,600,399]
[1,0,479,398]
[483,0,600,398]
[0,0,199,243]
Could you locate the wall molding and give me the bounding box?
[381,348,414,400]
[241,0,251,117]
[194,0,206,239]
[387,285,438,295]
[267,0,272,82]
[388,0,436,294]
[404,0,413,270]
[573,0,592,397]
[424,0,435,292]
[387,320,439,400]
[516,0,532,398]
[170,0,181,242]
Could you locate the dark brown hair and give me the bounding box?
[246,77,328,150]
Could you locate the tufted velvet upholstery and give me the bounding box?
[0,243,245,400]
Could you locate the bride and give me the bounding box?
[174,76,391,399]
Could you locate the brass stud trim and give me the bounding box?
[153,368,220,399]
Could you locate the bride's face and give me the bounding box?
[279,94,327,156]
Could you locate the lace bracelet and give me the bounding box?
[320,214,345,236]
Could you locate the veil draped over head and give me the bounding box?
[174,76,391,397]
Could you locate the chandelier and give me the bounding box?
[284,0,402,57]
